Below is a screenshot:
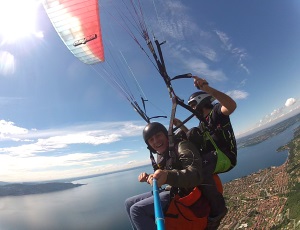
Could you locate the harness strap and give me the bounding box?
[202,124,234,173]
[150,151,159,171]
[202,130,231,173]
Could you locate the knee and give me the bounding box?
[125,197,144,215]
[125,197,135,213]
[130,203,142,219]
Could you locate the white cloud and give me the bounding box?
[147,1,250,82]
[0,120,29,141]
[240,98,300,136]
[0,121,144,155]
[215,30,232,51]
[0,51,15,75]
[197,47,217,62]
[182,58,227,82]
[285,98,296,107]
[0,132,123,157]
[155,0,193,41]
[240,63,250,75]
[0,150,140,182]
[226,90,249,100]
[0,120,148,182]
[0,149,145,182]
[270,108,282,116]
[258,103,297,126]
[237,79,247,88]
[215,30,249,74]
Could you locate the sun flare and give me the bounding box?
[0,0,42,44]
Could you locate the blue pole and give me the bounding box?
[153,178,165,230]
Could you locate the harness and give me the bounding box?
[164,175,223,230]
[202,126,233,173]
[147,130,225,230]
[205,109,237,154]
[198,108,237,173]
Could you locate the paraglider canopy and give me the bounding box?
[43,0,104,64]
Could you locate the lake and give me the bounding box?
[0,122,297,230]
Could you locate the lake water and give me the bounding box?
[0,123,298,230]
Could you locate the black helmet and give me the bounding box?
[188,91,215,110]
[143,122,168,152]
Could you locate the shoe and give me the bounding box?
[206,207,228,230]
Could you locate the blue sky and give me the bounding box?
[0,0,299,182]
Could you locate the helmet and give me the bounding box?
[143,122,168,152]
[143,122,168,143]
[188,91,215,110]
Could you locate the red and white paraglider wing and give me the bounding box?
[43,0,104,64]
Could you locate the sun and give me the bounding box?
[0,0,43,44]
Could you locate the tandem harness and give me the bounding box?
[147,147,211,230]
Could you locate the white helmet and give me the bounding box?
[188,91,215,110]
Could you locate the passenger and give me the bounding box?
[174,75,237,229]
[125,122,203,230]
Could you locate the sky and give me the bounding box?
[0,0,299,182]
